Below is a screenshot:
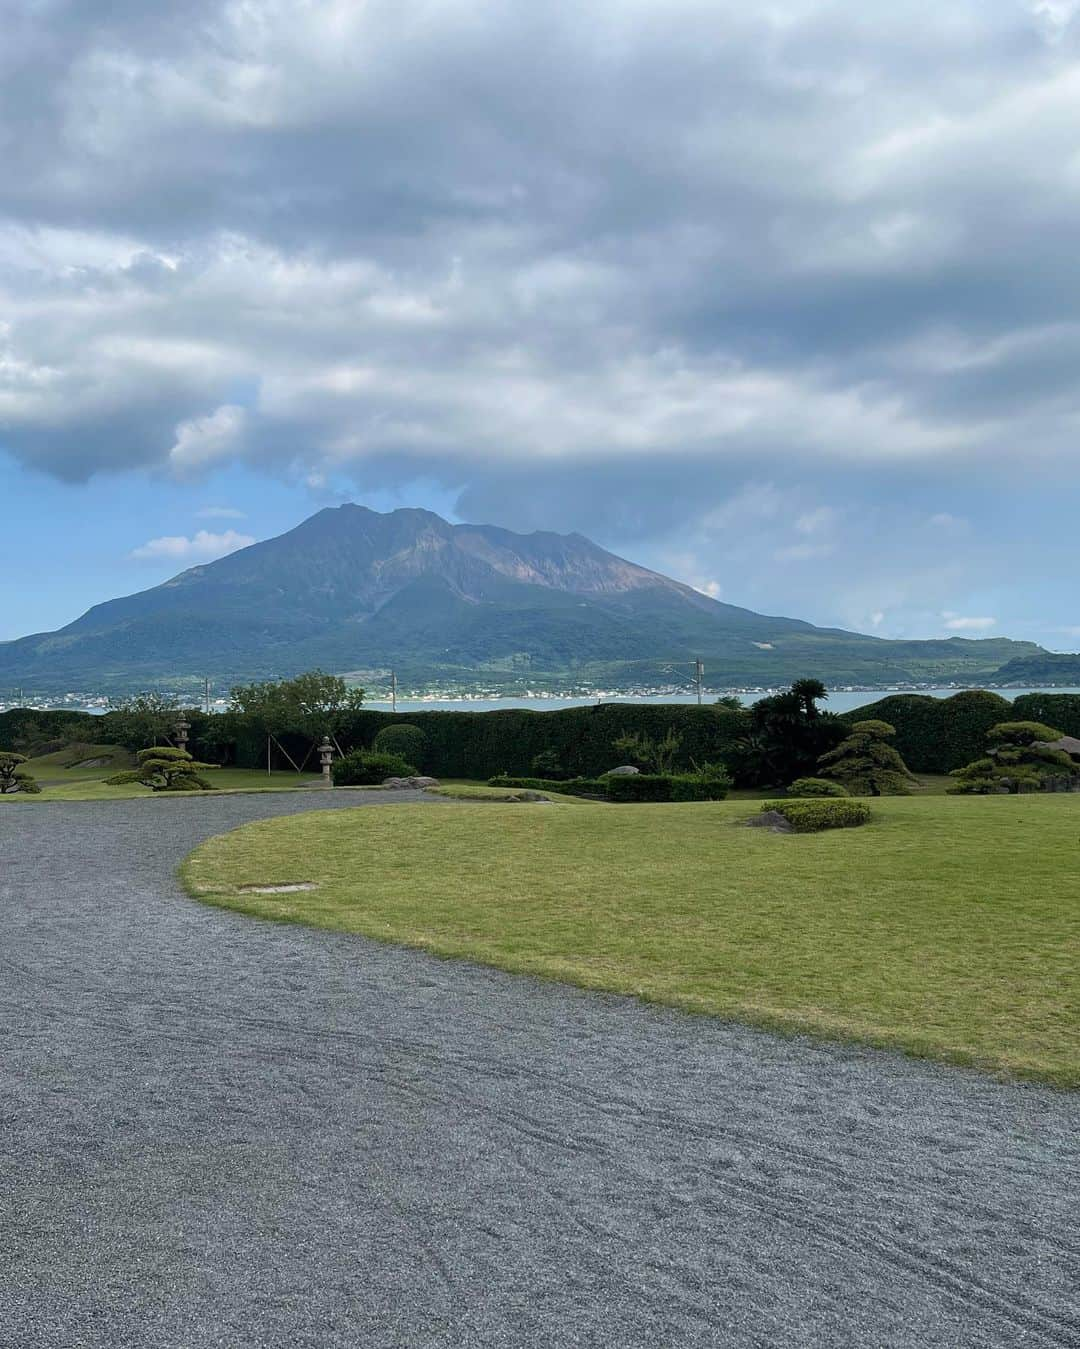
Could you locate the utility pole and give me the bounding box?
[390,670,397,713]
[204,675,211,715]
[695,658,704,705]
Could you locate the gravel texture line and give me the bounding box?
[1,794,1078,1348]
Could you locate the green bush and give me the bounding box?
[372,723,426,763]
[762,799,873,832]
[948,720,1079,794]
[332,750,418,786]
[488,775,608,797]
[788,776,849,797]
[604,774,675,802]
[670,773,731,801]
[530,748,568,779]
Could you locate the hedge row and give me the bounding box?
[839,690,1042,774]
[5,688,1080,778]
[489,773,730,801]
[190,702,748,780]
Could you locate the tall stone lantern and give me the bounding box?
[175,717,191,754]
[319,736,335,788]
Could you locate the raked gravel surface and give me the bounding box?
[1,793,1078,1349]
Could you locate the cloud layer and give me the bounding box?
[2,0,1079,639]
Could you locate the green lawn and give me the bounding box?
[1,760,324,801]
[181,795,1080,1087]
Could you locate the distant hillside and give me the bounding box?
[990,652,1080,685]
[0,504,1046,696]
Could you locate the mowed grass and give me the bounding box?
[0,761,323,801]
[181,794,1080,1087]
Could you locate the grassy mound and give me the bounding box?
[181,795,1080,1087]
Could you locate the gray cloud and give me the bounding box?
[2,0,1079,639]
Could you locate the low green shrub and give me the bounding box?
[488,775,607,797]
[604,774,675,802]
[333,750,418,786]
[788,776,850,797]
[671,771,732,801]
[530,748,568,779]
[762,799,873,832]
[372,723,426,763]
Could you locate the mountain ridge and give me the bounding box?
[0,503,1045,696]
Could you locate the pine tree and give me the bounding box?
[817,720,916,796]
[949,722,1079,794]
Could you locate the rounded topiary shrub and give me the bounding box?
[788,777,850,797]
[372,724,426,764]
[332,749,418,786]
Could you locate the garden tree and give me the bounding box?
[817,720,917,796]
[106,747,217,793]
[791,678,828,719]
[949,721,1080,795]
[372,723,425,763]
[0,751,41,794]
[729,680,845,787]
[530,747,567,779]
[229,671,364,740]
[103,692,181,750]
[612,727,683,774]
[714,695,744,712]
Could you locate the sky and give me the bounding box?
[2,0,1079,649]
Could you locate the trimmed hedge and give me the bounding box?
[0,708,100,753]
[489,775,608,797]
[604,774,675,802]
[188,702,748,780]
[840,690,1013,774]
[332,750,418,786]
[788,776,849,797]
[762,799,873,832]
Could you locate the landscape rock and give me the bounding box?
[746,810,794,833]
[382,775,440,789]
[605,765,641,776]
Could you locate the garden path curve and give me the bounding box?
[1,793,1078,1348]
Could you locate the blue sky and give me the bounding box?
[2,0,1079,651]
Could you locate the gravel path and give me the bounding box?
[1,794,1078,1349]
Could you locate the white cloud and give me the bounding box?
[168,405,248,477]
[870,610,885,627]
[130,529,256,562]
[196,505,247,519]
[1029,0,1080,43]
[942,612,997,631]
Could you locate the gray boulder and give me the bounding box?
[604,765,641,776]
[382,775,440,789]
[746,810,793,833]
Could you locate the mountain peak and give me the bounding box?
[0,503,1045,695]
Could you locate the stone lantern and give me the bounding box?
[319,736,334,788]
[175,717,191,754]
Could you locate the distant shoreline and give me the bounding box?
[8,683,1080,717]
